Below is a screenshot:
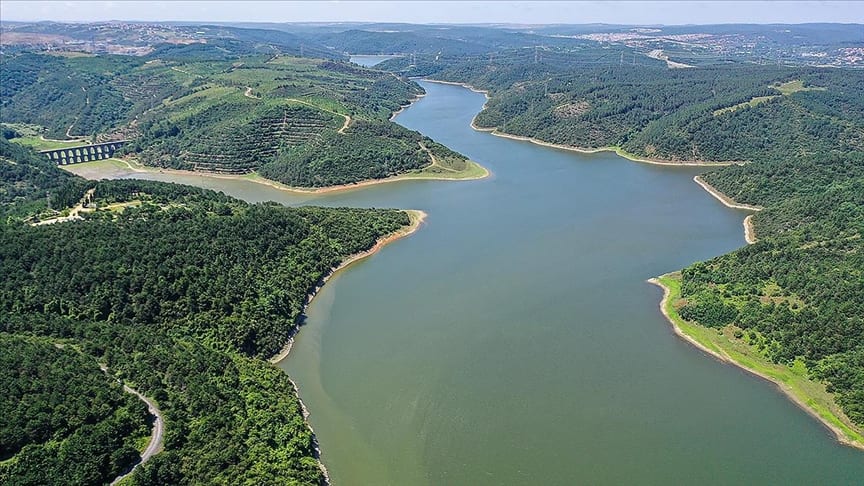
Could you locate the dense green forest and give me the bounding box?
[378,39,864,430]
[0,144,413,484]
[258,119,464,186]
[677,153,864,426]
[0,335,150,485]
[0,138,90,218]
[0,46,476,187]
[381,50,863,163]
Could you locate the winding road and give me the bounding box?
[99,363,165,485]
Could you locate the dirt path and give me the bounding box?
[31,188,95,226]
[65,118,79,139]
[244,86,260,99]
[418,142,457,172]
[285,98,351,134]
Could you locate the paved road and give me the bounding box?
[98,364,165,485]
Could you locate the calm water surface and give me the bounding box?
[80,81,864,484]
[350,55,400,67]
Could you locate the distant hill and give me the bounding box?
[1,46,475,187]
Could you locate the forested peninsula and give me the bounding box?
[379,46,864,446]
[2,20,863,483]
[1,43,485,189]
[0,138,421,484]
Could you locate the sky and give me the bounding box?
[1,1,863,25]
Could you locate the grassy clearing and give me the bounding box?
[774,79,826,96]
[11,136,89,151]
[713,95,779,116]
[713,79,826,116]
[655,273,864,449]
[411,159,488,180]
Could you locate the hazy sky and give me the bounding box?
[2,1,863,25]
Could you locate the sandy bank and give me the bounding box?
[245,164,488,195]
[693,175,761,244]
[489,131,732,167]
[743,214,757,245]
[648,275,864,452]
[693,176,762,245]
[84,157,487,195]
[389,92,427,121]
[694,176,764,211]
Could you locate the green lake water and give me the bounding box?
[73,78,864,484]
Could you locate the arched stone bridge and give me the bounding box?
[41,140,127,165]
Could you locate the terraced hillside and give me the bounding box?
[2,43,481,187]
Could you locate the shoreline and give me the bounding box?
[244,162,489,194]
[693,174,761,244]
[487,131,733,167]
[693,175,764,211]
[388,92,427,121]
[743,214,757,244]
[74,156,488,195]
[267,209,427,484]
[421,78,737,168]
[269,209,427,365]
[648,274,864,452]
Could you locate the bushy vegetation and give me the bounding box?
[0,138,90,219]
[385,50,862,163]
[0,335,149,485]
[1,54,138,138]
[676,152,864,426]
[380,42,864,429]
[1,49,468,187]
[259,120,429,186]
[0,146,413,484]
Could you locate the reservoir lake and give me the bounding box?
[72,76,864,483]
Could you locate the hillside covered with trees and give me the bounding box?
[677,152,864,428]
[1,36,477,188]
[378,36,864,433]
[381,50,863,163]
[0,144,415,484]
[0,335,150,485]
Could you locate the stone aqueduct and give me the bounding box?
[41,141,126,165]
